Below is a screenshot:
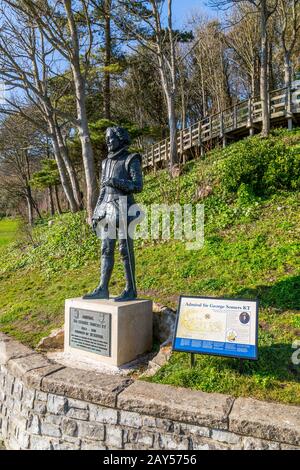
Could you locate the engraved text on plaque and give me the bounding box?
[69,308,111,356]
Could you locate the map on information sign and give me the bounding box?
[173,296,258,360]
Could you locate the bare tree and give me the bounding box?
[276,0,300,88]
[259,0,273,136]
[192,20,232,115]
[116,0,179,173]
[113,49,167,140]
[103,0,112,120]
[226,3,261,97]
[0,115,42,225]
[90,0,115,120]
[0,4,82,211]
[5,0,98,220]
[209,0,278,136]
[62,0,98,217]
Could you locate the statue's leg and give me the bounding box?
[83,236,115,300]
[99,236,116,291]
[114,233,137,302]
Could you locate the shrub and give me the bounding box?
[0,212,99,277]
[214,136,300,196]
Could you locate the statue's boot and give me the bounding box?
[83,286,109,300]
[83,257,113,300]
[114,256,137,302]
[114,288,137,302]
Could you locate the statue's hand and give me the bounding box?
[92,218,98,234]
[103,178,132,193]
[102,178,115,188]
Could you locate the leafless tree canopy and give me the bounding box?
[0,0,299,221]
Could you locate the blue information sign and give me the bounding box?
[173,296,258,360]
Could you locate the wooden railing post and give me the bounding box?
[151,147,155,171]
[145,150,148,169]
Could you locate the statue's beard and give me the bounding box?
[108,143,118,152]
[107,144,128,159]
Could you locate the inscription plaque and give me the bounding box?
[69,307,111,356]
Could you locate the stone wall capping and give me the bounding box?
[40,366,133,407]
[0,335,35,365]
[116,381,235,430]
[7,353,56,380]
[0,332,299,450]
[229,397,300,446]
[24,364,66,389]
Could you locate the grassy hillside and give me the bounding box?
[0,128,299,404]
[0,218,19,248]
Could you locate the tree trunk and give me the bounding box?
[26,188,34,226]
[251,55,260,98]
[63,0,98,222]
[32,196,42,219]
[260,0,270,137]
[167,0,178,172]
[48,118,79,213]
[54,184,62,215]
[103,0,112,120]
[24,148,40,223]
[284,50,292,88]
[251,69,255,98]
[268,41,275,91]
[284,50,293,128]
[55,125,83,209]
[167,92,179,170]
[180,82,187,130]
[48,186,55,216]
[72,66,98,220]
[199,61,207,117]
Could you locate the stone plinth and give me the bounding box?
[64,298,153,367]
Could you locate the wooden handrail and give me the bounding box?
[142,87,298,168]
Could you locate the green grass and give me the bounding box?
[0,129,299,405]
[0,218,19,248]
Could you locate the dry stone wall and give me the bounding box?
[0,332,299,450]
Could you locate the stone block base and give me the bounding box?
[64,298,153,367]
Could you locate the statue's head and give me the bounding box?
[106,126,131,153]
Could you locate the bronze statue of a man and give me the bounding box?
[83,126,143,302]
